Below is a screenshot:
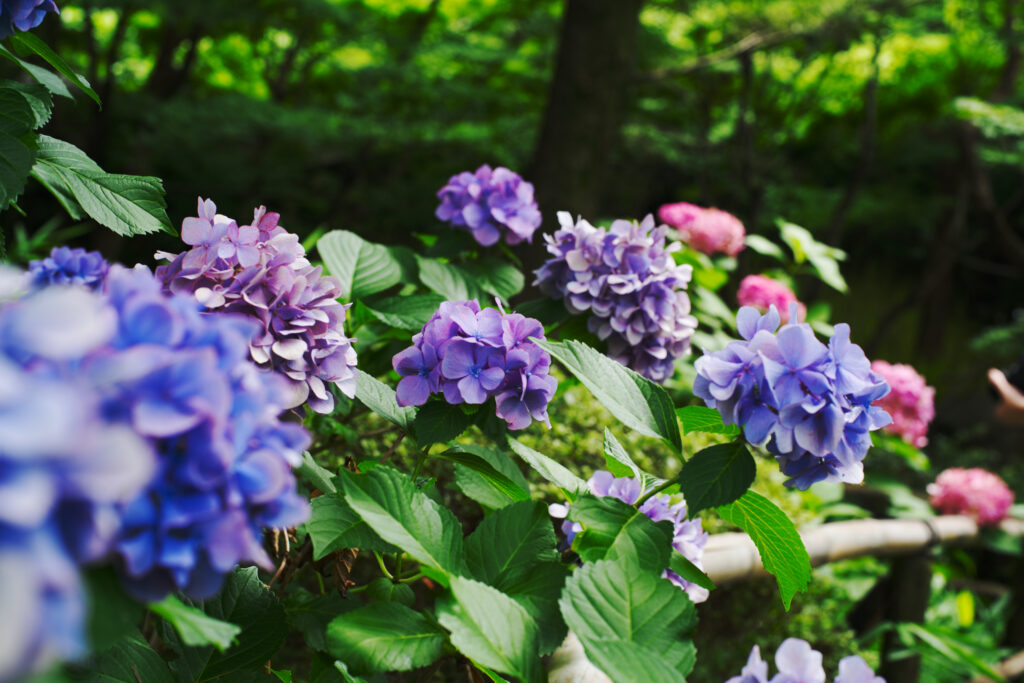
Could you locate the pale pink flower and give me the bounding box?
[928,467,1013,526]
[737,275,805,321]
[869,361,935,448]
[658,201,745,256]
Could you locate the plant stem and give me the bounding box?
[373,551,394,580]
[635,476,677,507]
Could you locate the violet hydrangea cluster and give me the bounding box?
[693,305,892,489]
[0,0,58,40]
[869,361,935,448]
[658,201,746,257]
[28,246,109,290]
[549,471,710,603]
[0,264,311,680]
[435,165,542,247]
[737,275,806,322]
[534,212,698,382]
[156,198,357,413]
[727,638,884,683]
[392,299,556,430]
[927,467,1013,526]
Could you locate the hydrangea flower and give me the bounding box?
[658,201,746,256]
[534,212,698,382]
[156,198,357,413]
[737,275,806,321]
[549,470,709,603]
[927,467,1013,526]
[435,165,542,246]
[693,306,891,489]
[726,639,884,683]
[0,0,58,40]
[392,300,556,430]
[868,361,935,448]
[28,246,109,291]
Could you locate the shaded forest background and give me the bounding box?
[5,0,1024,462]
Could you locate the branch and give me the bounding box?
[638,29,798,82]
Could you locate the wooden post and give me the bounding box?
[879,554,932,682]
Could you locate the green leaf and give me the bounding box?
[717,491,811,610]
[776,219,847,293]
[318,230,403,301]
[602,428,656,487]
[307,492,399,560]
[326,602,445,674]
[78,634,175,682]
[743,234,785,259]
[450,443,531,510]
[568,496,673,569]
[466,501,559,585]
[149,595,241,652]
[507,438,586,496]
[496,560,568,656]
[0,82,50,130]
[678,441,756,516]
[463,258,525,300]
[365,577,415,606]
[438,576,542,683]
[354,370,415,429]
[412,400,473,447]
[9,33,100,105]
[363,294,445,330]
[340,466,465,580]
[416,256,475,300]
[83,567,145,652]
[31,136,171,236]
[668,553,715,593]
[871,431,930,471]
[297,452,337,494]
[537,339,682,452]
[284,588,357,653]
[166,568,289,681]
[676,405,741,436]
[437,445,529,504]
[0,44,72,98]
[0,82,37,212]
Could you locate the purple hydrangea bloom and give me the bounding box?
[693,306,891,490]
[156,198,357,414]
[392,300,557,430]
[436,165,542,246]
[549,470,710,603]
[28,246,109,291]
[534,212,698,382]
[726,639,884,683]
[0,0,58,40]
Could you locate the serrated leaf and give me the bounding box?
[340,466,465,580]
[0,83,36,212]
[326,602,445,674]
[365,577,415,606]
[298,452,337,494]
[308,492,399,559]
[717,490,811,610]
[363,294,445,330]
[450,443,531,510]
[676,405,741,436]
[9,33,100,105]
[568,496,673,569]
[79,634,175,682]
[354,370,415,429]
[678,441,755,516]
[1,82,51,129]
[497,561,568,656]
[466,501,559,584]
[149,595,241,652]
[537,339,682,452]
[463,258,525,300]
[437,576,542,683]
[668,553,715,592]
[584,640,693,683]
[0,44,72,98]
[507,438,585,496]
[438,445,529,504]
[318,230,403,301]
[412,400,473,447]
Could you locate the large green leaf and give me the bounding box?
[507,438,586,496]
[326,602,445,674]
[497,560,568,656]
[437,444,529,505]
[536,339,682,452]
[363,294,445,330]
[412,400,473,447]
[678,441,756,516]
[416,256,477,301]
[463,258,525,300]
[466,501,559,585]
[0,82,38,212]
[284,588,357,653]
[31,136,171,236]
[586,641,695,683]
[76,634,175,682]
[567,496,673,569]
[675,405,741,437]
[297,452,337,495]
[437,576,542,683]
[318,230,403,301]
[339,466,465,580]
[0,44,72,99]
[354,370,415,429]
[150,595,241,652]
[668,553,715,593]
[9,33,100,105]
[602,428,657,488]
[449,443,531,509]
[717,490,811,610]
[0,82,50,131]
[307,492,399,559]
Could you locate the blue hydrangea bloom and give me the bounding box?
[727,638,884,683]
[28,247,109,290]
[549,470,709,603]
[693,306,891,489]
[534,212,698,382]
[393,300,556,430]
[436,165,542,246]
[0,0,58,40]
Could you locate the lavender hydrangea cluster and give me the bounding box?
[0,0,58,40]
[728,638,884,683]
[549,471,710,603]
[693,306,891,490]
[0,265,311,679]
[435,165,542,247]
[28,246,109,290]
[534,212,698,383]
[392,300,556,430]
[156,198,357,414]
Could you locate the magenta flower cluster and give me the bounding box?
[737,275,806,322]
[392,300,556,430]
[927,467,1013,526]
[435,165,542,247]
[694,306,891,489]
[0,0,58,40]
[728,638,884,683]
[534,212,698,383]
[869,360,935,448]
[156,198,357,414]
[0,264,311,679]
[658,201,746,257]
[550,471,709,603]
[28,246,109,290]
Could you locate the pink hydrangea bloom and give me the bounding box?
[927,468,1014,526]
[869,361,935,448]
[737,275,805,321]
[658,201,746,256]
